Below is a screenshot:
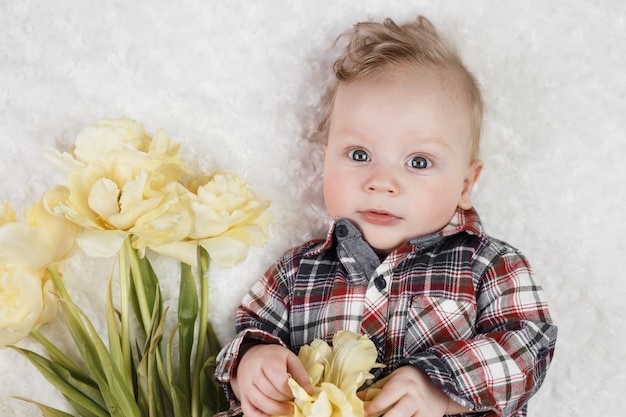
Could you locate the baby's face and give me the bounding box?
[323,68,482,254]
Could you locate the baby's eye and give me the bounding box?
[408,156,431,169]
[348,149,371,162]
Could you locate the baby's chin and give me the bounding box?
[362,235,406,258]
[344,220,405,253]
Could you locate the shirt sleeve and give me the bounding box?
[400,245,558,416]
[213,253,295,415]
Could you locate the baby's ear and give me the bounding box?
[459,160,483,210]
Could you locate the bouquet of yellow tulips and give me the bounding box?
[0,118,272,417]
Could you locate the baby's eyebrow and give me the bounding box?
[410,136,453,150]
[333,127,368,140]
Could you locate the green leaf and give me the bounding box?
[47,267,141,416]
[135,292,167,417]
[147,317,167,417]
[29,328,92,383]
[47,359,106,411]
[191,247,210,417]
[105,276,124,377]
[12,397,76,417]
[199,322,228,415]
[12,348,108,417]
[66,300,141,417]
[200,354,229,415]
[117,240,135,391]
[47,270,106,381]
[205,321,222,361]
[47,266,104,379]
[178,261,198,397]
[162,325,190,417]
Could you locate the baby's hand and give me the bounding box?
[231,344,313,417]
[361,366,450,417]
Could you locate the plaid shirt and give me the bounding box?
[214,208,557,417]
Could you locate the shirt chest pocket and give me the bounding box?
[404,295,477,356]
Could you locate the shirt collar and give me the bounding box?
[305,207,484,258]
[409,207,483,248]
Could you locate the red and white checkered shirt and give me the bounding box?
[214,208,557,417]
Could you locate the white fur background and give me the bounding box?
[1,1,624,416]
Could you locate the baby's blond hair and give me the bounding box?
[320,16,483,161]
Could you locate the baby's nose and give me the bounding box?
[365,166,399,194]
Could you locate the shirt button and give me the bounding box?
[374,276,386,291]
[336,224,348,237]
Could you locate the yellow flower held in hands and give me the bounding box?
[280,331,385,417]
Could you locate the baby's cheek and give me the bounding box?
[323,177,350,216]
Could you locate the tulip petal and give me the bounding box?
[44,147,84,175]
[0,201,17,225]
[199,236,249,268]
[186,202,228,238]
[25,201,78,264]
[88,178,120,220]
[0,223,50,269]
[76,230,127,258]
[109,197,162,231]
[0,269,45,347]
[326,331,382,391]
[118,171,148,213]
[146,241,198,266]
[309,390,332,417]
[37,276,59,327]
[74,118,149,162]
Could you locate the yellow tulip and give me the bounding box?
[0,268,57,348]
[298,338,333,385]
[279,331,384,417]
[0,200,77,270]
[130,181,194,259]
[43,118,188,258]
[324,331,381,392]
[0,199,76,347]
[136,173,272,268]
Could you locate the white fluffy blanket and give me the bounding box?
[1,1,624,416]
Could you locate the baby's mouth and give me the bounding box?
[359,209,400,225]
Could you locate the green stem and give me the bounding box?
[118,239,133,391]
[178,262,198,399]
[46,264,86,344]
[47,264,71,300]
[124,238,152,334]
[191,246,210,417]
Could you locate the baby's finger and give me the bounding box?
[261,374,294,402]
[357,387,381,401]
[371,394,418,417]
[286,353,314,395]
[259,365,295,399]
[363,386,402,417]
[244,384,294,417]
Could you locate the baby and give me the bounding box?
[215,15,557,417]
